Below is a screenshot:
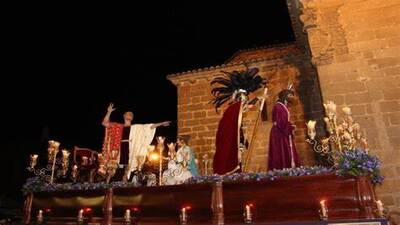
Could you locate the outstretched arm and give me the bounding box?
[151,121,171,129]
[102,103,116,127]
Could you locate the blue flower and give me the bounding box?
[336,148,384,185]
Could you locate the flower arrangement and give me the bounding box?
[335,148,384,185]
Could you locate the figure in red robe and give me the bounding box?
[210,68,267,175]
[213,101,243,175]
[268,89,301,170]
[101,103,171,181]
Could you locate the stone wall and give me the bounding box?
[289,0,400,214]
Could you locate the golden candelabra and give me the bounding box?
[27,140,70,184]
[306,101,369,165]
[201,153,210,176]
[97,150,119,183]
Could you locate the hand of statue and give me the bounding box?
[107,103,116,113]
[162,121,171,127]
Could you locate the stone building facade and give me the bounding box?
[168,0,400,218]
[167,43,323,173]
[287,0,400,214]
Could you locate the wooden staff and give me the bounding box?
[243,87,268,172]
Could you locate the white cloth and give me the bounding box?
[127,124,156,177]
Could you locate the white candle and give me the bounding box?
[306,120,317,140]
[181,207,187,221]
[78,209,84,220]
[37,209,43,222]
[124,209,131,221]
[376,200,384,216]
[30,154,38,168]
[342,106,351,115]
[72,165,78,178]
[82,156,88,165]
[245,205,251,220]
[320,200,328,218]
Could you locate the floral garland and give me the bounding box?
[185,166,334,184]
[22,177,140,196]
[22,156,383,194]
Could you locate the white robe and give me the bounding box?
[126,124,156,177]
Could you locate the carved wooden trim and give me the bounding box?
[356,176,377,219]
[102,188,113,225]
[23,193,33,224]
[212,181,224,225]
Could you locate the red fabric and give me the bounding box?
[213,102,241,175]
[268,103,301,170]
[102,122,123,160]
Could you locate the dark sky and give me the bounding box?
[1,1,294,202]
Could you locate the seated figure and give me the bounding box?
[162,135,199,185]
[162,143,179,185]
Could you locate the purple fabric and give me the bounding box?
[268,102,301,170]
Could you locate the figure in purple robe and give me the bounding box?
[268,89,301,170]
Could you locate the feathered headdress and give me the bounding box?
[210,67,267,111]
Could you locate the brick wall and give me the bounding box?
[168,44,323,174]
[290,0,400,214]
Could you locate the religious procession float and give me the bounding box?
[22,68,389,225]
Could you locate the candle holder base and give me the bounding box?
[319,210,328,221]
[244,218,253,224]
[179,214,188,225]
[243,213,253,224]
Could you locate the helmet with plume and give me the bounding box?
[210,67,267,111]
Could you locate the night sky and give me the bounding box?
[1,1,294,204]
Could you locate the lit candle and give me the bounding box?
[82,156,88,165]
[53,141,60,150]
[62,150,70,159]
[30,154,38,168]
[47,147,55,162]
[320,200,328,219]
[72,165,78,179]
[324,101,337,119]
[77,209,84,221]
[181,207,187,222]
[37,209,43,223]
[245,205,251,220]
[157,136,165,144]
[124,209,131,222]
[376,200,384,217]
[342,106,351,115]
[306,120,317,140]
